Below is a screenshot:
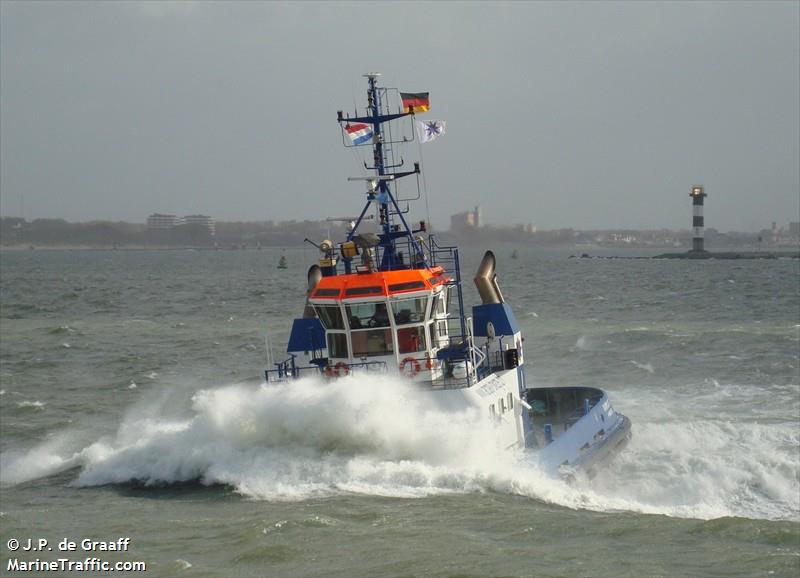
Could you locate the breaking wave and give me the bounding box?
[1,375,797,521]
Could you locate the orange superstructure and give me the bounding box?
[302,264,455,382]
[311,266,449,300]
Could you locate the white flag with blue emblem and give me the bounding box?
[416,120,446,143]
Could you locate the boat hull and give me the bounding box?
[428,368,528,451]
[425,371,631,476]
[527,386,631,476]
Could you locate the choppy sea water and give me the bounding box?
[0,247,798,577]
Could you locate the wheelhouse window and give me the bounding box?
[388,281,426,292]
[315,305,345,330]
[351,328,394,357]
[391,297,429,325]
[346,302,390,329]
[327,333,348,358]
[344,286,382,296]
[397,326,427,354]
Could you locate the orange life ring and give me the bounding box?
[425,355,435,370]
[333,362,350,377]
[399,357,421,377]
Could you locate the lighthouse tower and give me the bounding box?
[690,185,707,252]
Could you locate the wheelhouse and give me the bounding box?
[309,268,452,379]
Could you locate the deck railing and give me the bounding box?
[264,355,388,382]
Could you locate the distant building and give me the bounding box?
[180,214,215,236]
[450,211,474,231]
[450,206,482,233]
[145,213,215,245]
[146,213,179,231]
[790,222,800,237]
[147,213,215,236]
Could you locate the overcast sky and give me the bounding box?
[1,1,798,231]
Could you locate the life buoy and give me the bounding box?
[425,355,435,370]
[333,362,350,377]
[399,356,421,377]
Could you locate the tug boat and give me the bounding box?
[266,74,630,476]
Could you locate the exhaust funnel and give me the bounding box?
[474,250,504,304]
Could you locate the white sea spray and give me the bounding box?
[3,371,795,522]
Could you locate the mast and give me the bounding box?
[367,73,393,267]
[337,73,427,273]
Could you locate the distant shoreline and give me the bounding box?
[4,217,799,252]
[569,251,800,260]
[0,244,270,251]
[4,244,799,258]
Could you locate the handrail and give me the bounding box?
[264,359,388,382]
[465,316,484,385]
[562,394,604,430]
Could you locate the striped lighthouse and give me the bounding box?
[690,185,707,252]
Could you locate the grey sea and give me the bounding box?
[1,247,798,578]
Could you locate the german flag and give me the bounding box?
[401,92,430,114]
